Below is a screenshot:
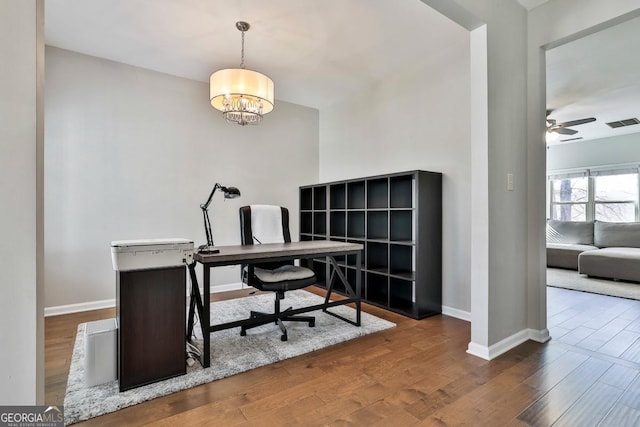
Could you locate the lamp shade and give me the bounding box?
[209,68,274,114]
[222,186,241,199]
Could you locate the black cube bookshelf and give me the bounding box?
[300,170,442,319]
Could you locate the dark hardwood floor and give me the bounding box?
[45,286,640,426]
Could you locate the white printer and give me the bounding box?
[110,238,194,271]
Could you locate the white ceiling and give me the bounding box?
[45,0,639,144]
[546,14,640,144]
[516,0,549,10]
[44,0,468,110]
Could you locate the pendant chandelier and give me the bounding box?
[209,21,274,126]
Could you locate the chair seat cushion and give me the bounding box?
[254,265,315,283]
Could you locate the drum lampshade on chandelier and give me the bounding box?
[209,22,274,126]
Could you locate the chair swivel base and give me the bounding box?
[240,309,315,341]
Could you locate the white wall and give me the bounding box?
[0,0,44,404]
[548,133,640,171]
[422,0,532,358]
[319,36,471,313]
[455,0,531,353]
[45,47,319,308]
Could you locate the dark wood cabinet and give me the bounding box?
[116,266,186,391]
[300,170,442,319]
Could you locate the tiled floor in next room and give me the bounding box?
[548,286,640,362]
[539,286,640,426]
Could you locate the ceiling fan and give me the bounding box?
[546,110,596,136]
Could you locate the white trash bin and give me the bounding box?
[84,318,117,387]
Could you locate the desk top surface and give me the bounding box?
[195,240,363,265]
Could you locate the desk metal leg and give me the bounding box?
[187,265,196,342]
[186,263,205,342]
[323,254,361,327]
[356,251,361,326]
[203,265,211,368]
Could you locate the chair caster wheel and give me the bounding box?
[240,329,246,336]
[281,334,288,342]
[309,321,315,327]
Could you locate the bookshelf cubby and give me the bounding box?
[367,242,389,273]
[390,175,413,208]
[313,186,326,211]
[367,211,388,240]
[300,187,313,211]
[313,212,326,235]
[330,211,346,237]
[390,210,412,242]
[300,170,442,319]
[347,182,365,209]
[390,244,413,278]
[367,178,388,209]
[330,184,346,210]
[367,272,389,306]
[347,211,365,239]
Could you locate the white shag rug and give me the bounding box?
[63,290,395,425]
[547,267,640,300]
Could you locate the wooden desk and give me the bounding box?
[187,240,363,368]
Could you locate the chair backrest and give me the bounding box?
[239,205,294,272]
[239,205,292,245]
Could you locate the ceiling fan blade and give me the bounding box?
[557,117,596,128]
[556,127,578,135]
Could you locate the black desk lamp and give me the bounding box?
[199,183,241,254]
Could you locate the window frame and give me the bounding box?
[547,166,640,222]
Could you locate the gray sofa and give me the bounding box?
[547,220,640,282]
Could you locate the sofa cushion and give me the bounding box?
[547,243,598,270]
[578,247,640,282]
[594,221,640,248]
[546,220,594,245]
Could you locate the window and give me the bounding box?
[549,176,588,221]
[548,168,639,222]
[594,173,638,222]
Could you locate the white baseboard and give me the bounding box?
[44,299,116,317]
[528,328,551,343]
[211,282,244,293]
[467,328,544,360]
[441,305,471,322]
[44,282,247,317]
[467,341,492,360]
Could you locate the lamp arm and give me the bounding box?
[199,182,239,252]
[201,183,222,210]
[202,206,213,247]
[200,183,222,248]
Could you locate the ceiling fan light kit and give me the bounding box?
[546,111,596,142]
[209,21,274,126]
